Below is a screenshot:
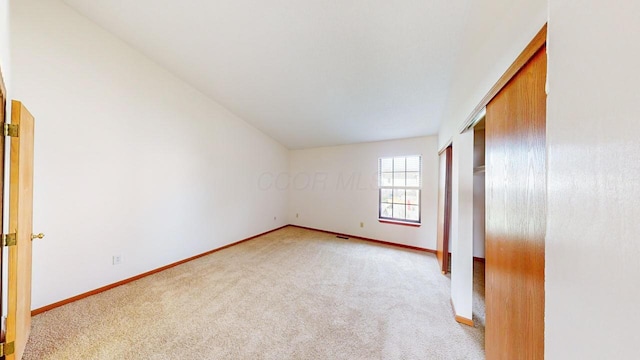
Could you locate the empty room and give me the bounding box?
[0,0,638,359]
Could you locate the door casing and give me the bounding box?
[436,145,452,274]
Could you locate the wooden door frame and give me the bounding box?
[436,144,452,274]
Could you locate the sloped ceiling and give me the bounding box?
[62,0,471,149]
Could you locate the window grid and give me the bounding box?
[378,156,421,223]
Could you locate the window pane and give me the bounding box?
[393,189,405,204]
[406,189,419,205]
[406,172,420,187]
[380,203,393,218]
[406,205,419,221]
[380,158,393,172]
[393,204,406,219]
[406,156,420,171]
[381,173,393,186]
[394,157,406,172]
[381,189,393,203]
[378,155,421,223]
[393,172,406,186]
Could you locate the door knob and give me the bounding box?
[31,233,45,240]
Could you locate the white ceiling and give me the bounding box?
[62,0,471,149]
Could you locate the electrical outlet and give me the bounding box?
[112,255,122,265]
[360,222,364,228]
[296,213,299,218]
[274,216,277,221]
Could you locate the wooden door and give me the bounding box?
[485,46,546,359]
[5,101,36,360]
[436,145,452,274]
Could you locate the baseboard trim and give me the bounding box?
[31,225,288,316]
[450,298,474,327]
[455,315,475,327]
[289,225,436,254]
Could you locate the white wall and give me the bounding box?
[0,0,10,321]
[437,0,546,322]
[473,128,485,259]
[450,131,474,320]
[472,173,484,258]
[288,136,438,250]
[0,0,9,91]
[438,0,547,150]
[546,1,640,358]
[12,0,288,310]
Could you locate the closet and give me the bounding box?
[461,24,547,359]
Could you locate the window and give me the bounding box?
[378,155,421,223]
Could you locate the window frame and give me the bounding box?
[378,155,422,225]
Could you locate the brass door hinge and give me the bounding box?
[3,123,19,137]
[0,341,15,356]
[3,233,16,247]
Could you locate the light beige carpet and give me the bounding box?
[24,227,484,359]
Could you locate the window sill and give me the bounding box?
[378,219,421,227]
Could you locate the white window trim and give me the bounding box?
[378,155,422,224]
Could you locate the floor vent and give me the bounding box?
[336,235,349,239]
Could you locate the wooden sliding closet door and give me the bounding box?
[485,46,546,359]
